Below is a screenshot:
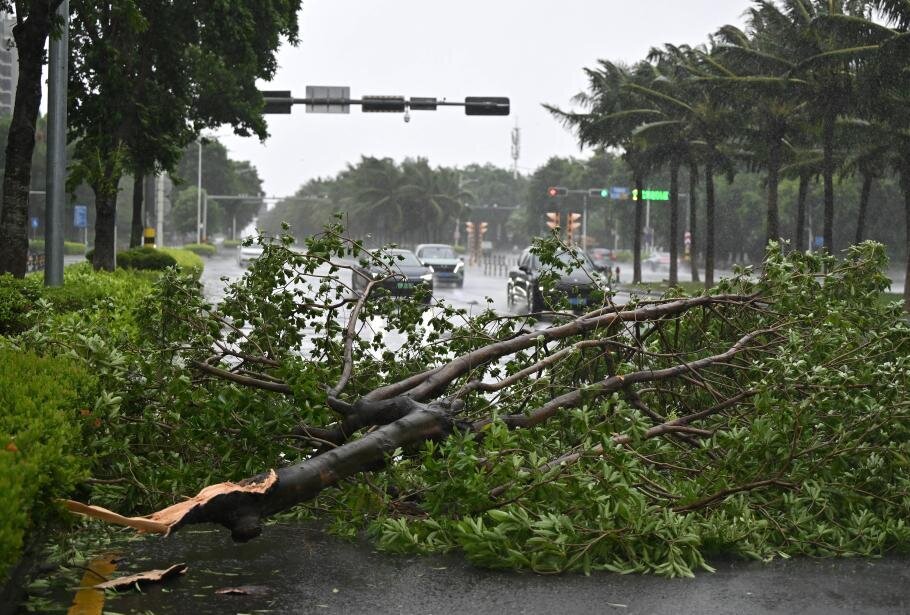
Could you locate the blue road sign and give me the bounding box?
[30,217,39,229]
[814,235,824,248]
[74,205,88,229]
[610,186,630,200]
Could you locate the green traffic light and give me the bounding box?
[600,189,608,198]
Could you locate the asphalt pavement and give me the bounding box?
[83,523,910,615]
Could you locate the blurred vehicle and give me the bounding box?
[237,242,265,267]
[587,247,614,271]
[645,251,671,271]
[507,247,607,314]
[415,243,464,288]
[351,248,434,303]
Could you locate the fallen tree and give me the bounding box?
[62,229,910,576]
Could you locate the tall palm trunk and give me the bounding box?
[766,140,781,244]
[689,164,699,283]
[0,8,53,277]
[822,116,835,253]
[704,158,716,289]
[854,172,873,246]
[794,173,809,252]
[668,158,679,286]
[129,173,144,248]
[633,175,643,284]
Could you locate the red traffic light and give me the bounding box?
[547,186,568,197]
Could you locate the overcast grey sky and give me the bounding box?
[218,0,755,197]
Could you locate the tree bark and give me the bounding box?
[854,172,873,246]
[794,173,809,252]
[689,164,699,283]
[0,7,53,277]
[766,140,781,245]
[904,183,910,314]
[633,175,643,284]
[705,158,716,288]
[129,173,144,248]
[822,116,835,254]
[669,157,679,286]
[92,186,118,271]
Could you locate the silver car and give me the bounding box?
[415,243,464,288]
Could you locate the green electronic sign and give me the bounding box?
[631,189,670,201]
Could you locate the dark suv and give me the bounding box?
[507,247,606,314]
[351,249,434,303]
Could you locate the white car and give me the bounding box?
[237,243,265,267]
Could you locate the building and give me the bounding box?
[0,11,18,117]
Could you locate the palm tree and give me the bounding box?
[547,60,662,283]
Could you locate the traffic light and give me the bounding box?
[479,222,489,236]
[466,221,475,235]
[464,97,511,116]
[588,188,609,198]
[545,212,560,230]
[566,212,582,236]
[547,186,568,198]
[361,95,406,112]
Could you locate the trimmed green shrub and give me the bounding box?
[221,239,242,250]
[0,349,96,581]
[28,240,85,255]
[116,247,177,271]
[0,275,43,335]
[64,242,86,255]
[159,248,204,279]
[181,243,217,257]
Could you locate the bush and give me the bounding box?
[221,239,242,250]
[159,248,204,279]
[0,349,96,581]
[64,242,86,255]
[0,275,42,335]
[181,243,217,257]
[29,240,85,255]
[116,247,177,271]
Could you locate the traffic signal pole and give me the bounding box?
[44,0,68,287]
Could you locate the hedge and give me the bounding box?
[221,239,242,250]
[0,349,95,581]
[159,248,204,279]
[28,240,86,255]
[115,246,177,271]
[181,243,217,257]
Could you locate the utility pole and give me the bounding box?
[44,0,68,287]
[510,125,520,179]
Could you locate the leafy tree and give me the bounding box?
[68,0,300,271]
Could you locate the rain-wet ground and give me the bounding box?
[60,522,910,615]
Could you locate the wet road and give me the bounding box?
[89,523,910,615]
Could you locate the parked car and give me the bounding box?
[415,243,464,287]
[237,242,265,267]
[351,249,434,303]
[507,247,607,314]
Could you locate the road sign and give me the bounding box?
[31,217,39,229]
[633,189,670,201]
[610,186,630,200]
[814,235,824,248]
[684,230,691,246]
[262,90,293,114]
[305,86,351,114]
[73,205,87,229]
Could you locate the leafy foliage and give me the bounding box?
[0,349,97,582]
[115,246,177,271]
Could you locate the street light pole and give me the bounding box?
[44,0,68,287]
[196,140,202,244]
[581,193,588,252]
